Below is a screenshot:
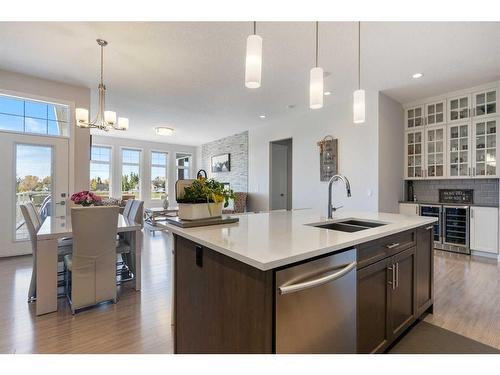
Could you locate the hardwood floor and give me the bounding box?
[1,235,500,353]
[0,231,174,354]
[424,250,500,350]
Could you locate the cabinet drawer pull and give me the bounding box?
[395,262,399,288]
[386,242,400,249]
[388,265,396,290]
[425,226,433,230]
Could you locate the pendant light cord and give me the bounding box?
[315,21,319,67]
[100,44,104,85]
[253,21,256,35]
[358,21,361,90]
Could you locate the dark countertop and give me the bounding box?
[399,201,499,208]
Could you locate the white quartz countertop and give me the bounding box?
[166,210,437,271]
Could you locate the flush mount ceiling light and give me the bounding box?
[245,21,263,89]
[76,39,129,131]
[155,127,174,136]
[412,72,424,79]
[310,22,324,110]
[324,91,332,96]
[353,22,366,124]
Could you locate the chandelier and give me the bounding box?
[75,39,129,131]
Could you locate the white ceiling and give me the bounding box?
[0,22,499,145]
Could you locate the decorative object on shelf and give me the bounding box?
[176,175,235,220]
[245,21,262,89]
[353,21,366,124]
[317,135,338,181]
[75,39,129,131]
[310,21,324,110]
[211,153,231,172]
[161,194,169,209]
[70,191,102,207]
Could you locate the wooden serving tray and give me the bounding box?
[165,215,239,228]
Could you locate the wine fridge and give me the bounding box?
[442,205,470,254]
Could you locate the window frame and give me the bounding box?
[176,152,192,180]
[120,147,143,199]
[0,90,72,139]
[89,144,113,198]
[150,150,169,200]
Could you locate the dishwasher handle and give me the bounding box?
[278,261,357,295]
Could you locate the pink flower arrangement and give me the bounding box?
[70,191,102,207]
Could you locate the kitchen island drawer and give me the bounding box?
[357,230,416,269]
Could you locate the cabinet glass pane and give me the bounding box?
[450,165,458,176]
[428,142,435,153]
[487,164,496,175]
[476,149,485,162]
[487,135,496,148]
[436,165,443,176]
[460,164,468,175]
[436,142,443,152]
[487,91,496,102]
[476,164,486,176]
[436,103,443,112]
[436,129,443,140]
[427,105,435,114]
[476,136,485,149]
[487,103,496,114]
[450,139,459,151]
[436,113,443,123]
[460,126,468,137]
[415,156,421,166]
[451,100,458,110]
[428,166,435,177]
[476,122,485,135]
[408,144,414,155]
[487,121,496,134]
[460,97,468,107]
[415,132,422,143]
[408,133,414,143]
[476,93,485,105]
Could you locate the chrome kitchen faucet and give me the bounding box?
[328,174,352,219]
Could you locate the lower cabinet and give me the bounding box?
[470,206,499,254]
[357,257,391,353]
[388,247,416,340]
[357,226,431,354]
[416,225,433,315]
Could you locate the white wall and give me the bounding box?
[0,68,91,192]
[92,135,197,208]
[248,90,380,215]
[378,93,404,213]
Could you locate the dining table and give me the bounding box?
[35,213,143,316]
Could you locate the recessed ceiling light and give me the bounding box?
[259,115,266,119]
[155,126,174,136]
[324,91,331,96]
[412,73,424,79]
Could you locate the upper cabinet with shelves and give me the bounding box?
[473,88,497,119]
[426,100,446,126]
[405,105,424,130]
[403,81,500,180]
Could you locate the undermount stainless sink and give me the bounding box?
[309,219,388,233]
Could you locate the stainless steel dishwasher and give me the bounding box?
[275,248,357,354]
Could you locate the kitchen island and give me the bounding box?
[166,210,437,354]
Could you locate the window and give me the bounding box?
[122,148,141,198]
[0,94,70,136]
[176,153,191,180]
[151,151,168,200]
[90,146,112,198]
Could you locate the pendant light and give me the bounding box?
[309,21,324,109]
[353,22,365,124]
[245,21,263,89]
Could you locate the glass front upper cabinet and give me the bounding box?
[406,130,424,179]
[448,95,471,123]
[405,105,424,130]
[425,100,446,126]
[473,89,497,119]
[425,126,445,178]
[448,123,470,177]
[473,118,497,177]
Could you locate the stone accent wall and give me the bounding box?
[412,179,499,206]
[201,131,248,193]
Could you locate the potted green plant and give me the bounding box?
[177,177,234,220]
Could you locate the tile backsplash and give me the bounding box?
[410,179,499,206]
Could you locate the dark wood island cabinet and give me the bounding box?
[173,223,434,354]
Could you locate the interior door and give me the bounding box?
[0,132,69,257]
[270,143,288,210]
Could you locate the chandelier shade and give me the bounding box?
[245,22,262,89]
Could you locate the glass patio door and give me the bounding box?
[0,133,69,257]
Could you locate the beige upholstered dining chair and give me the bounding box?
[20,202,72,302]
[64,206,119,314]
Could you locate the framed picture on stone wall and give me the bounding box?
[211,153,231,172]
